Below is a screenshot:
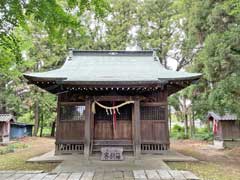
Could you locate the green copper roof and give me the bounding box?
[24,50,201,84]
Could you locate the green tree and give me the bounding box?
[136,0,175,67]
[175,0,240,122]
[0,0,109,136]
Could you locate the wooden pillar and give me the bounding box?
[84,97,91,158]
[90,103,94,155]
[55,95,60,155]
[134,99,141,158]
[166,101,170,150]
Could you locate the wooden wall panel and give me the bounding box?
[221,121,240,139]
[153,122,168,142]
[215,122,223,140]
[94,120,132,140]
[114,121,132,140]
[232,123,240,138]
[140,120,153,141]
[144,90,167,102]
[59,93,85,102]
[141,120,168,143]
[140,90,169,144]
[94,121,113,140]
[57,121,84,141]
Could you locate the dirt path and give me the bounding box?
[171,139,240,165]
[168,139,240,180]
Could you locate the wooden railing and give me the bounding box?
[56,141,84,154]
[141,143,169,153]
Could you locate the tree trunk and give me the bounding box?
[50,120,56,137]
[40,113,44,137]
[190,114,193,138]
[33,100,39,136]
[184,113,188,138]
[192,110,195,135]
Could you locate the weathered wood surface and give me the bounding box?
[134,100,141,157]
[94,121,113,140]
[56,92,172,154]
[84,99,91,158]
[57,121,85,141]
[141,120,168,142]
[221,121,240,140]
[0,170,200,180]
[94,120,132,140]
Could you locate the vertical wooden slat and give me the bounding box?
[84,97,91,158]
[134,99,141,158]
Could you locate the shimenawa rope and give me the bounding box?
[91,101,134,114]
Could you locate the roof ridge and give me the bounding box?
[71,50,154,56]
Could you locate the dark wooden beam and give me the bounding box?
[60,102,85,105]
[55,95,61,155]
[140,102,167,106]
[134,99,141,158]
[90,103,94,155]
[165,100,170,148]
[131,104,135,155]
[84,97,91,158]
[94,95,137,101]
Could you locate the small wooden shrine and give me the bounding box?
[207,112,240,148]
[24,50,201,157]
[0,114,16,143]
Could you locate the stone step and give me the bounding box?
[92,146,133,152]
[92,140,134,152]
[0,169,200,180]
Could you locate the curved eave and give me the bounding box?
[23,72,202,95]
[24,73,202,84]
[23,74,67,82]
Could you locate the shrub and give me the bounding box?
[171,124,189,139]
[0,142,28,155]
[172,124,185,132]
[194,127,213,141]
[171,125,213,140]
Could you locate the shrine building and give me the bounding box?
[24,50,201,158]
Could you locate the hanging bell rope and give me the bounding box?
[92,100,134,114]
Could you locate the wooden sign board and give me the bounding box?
[101,147,123,161]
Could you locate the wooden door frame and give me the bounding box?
[88,95,142,157]
[92,99,133,141]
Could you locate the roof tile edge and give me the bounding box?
[71,50,154,56]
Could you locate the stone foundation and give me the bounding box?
[214,139,240,149]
